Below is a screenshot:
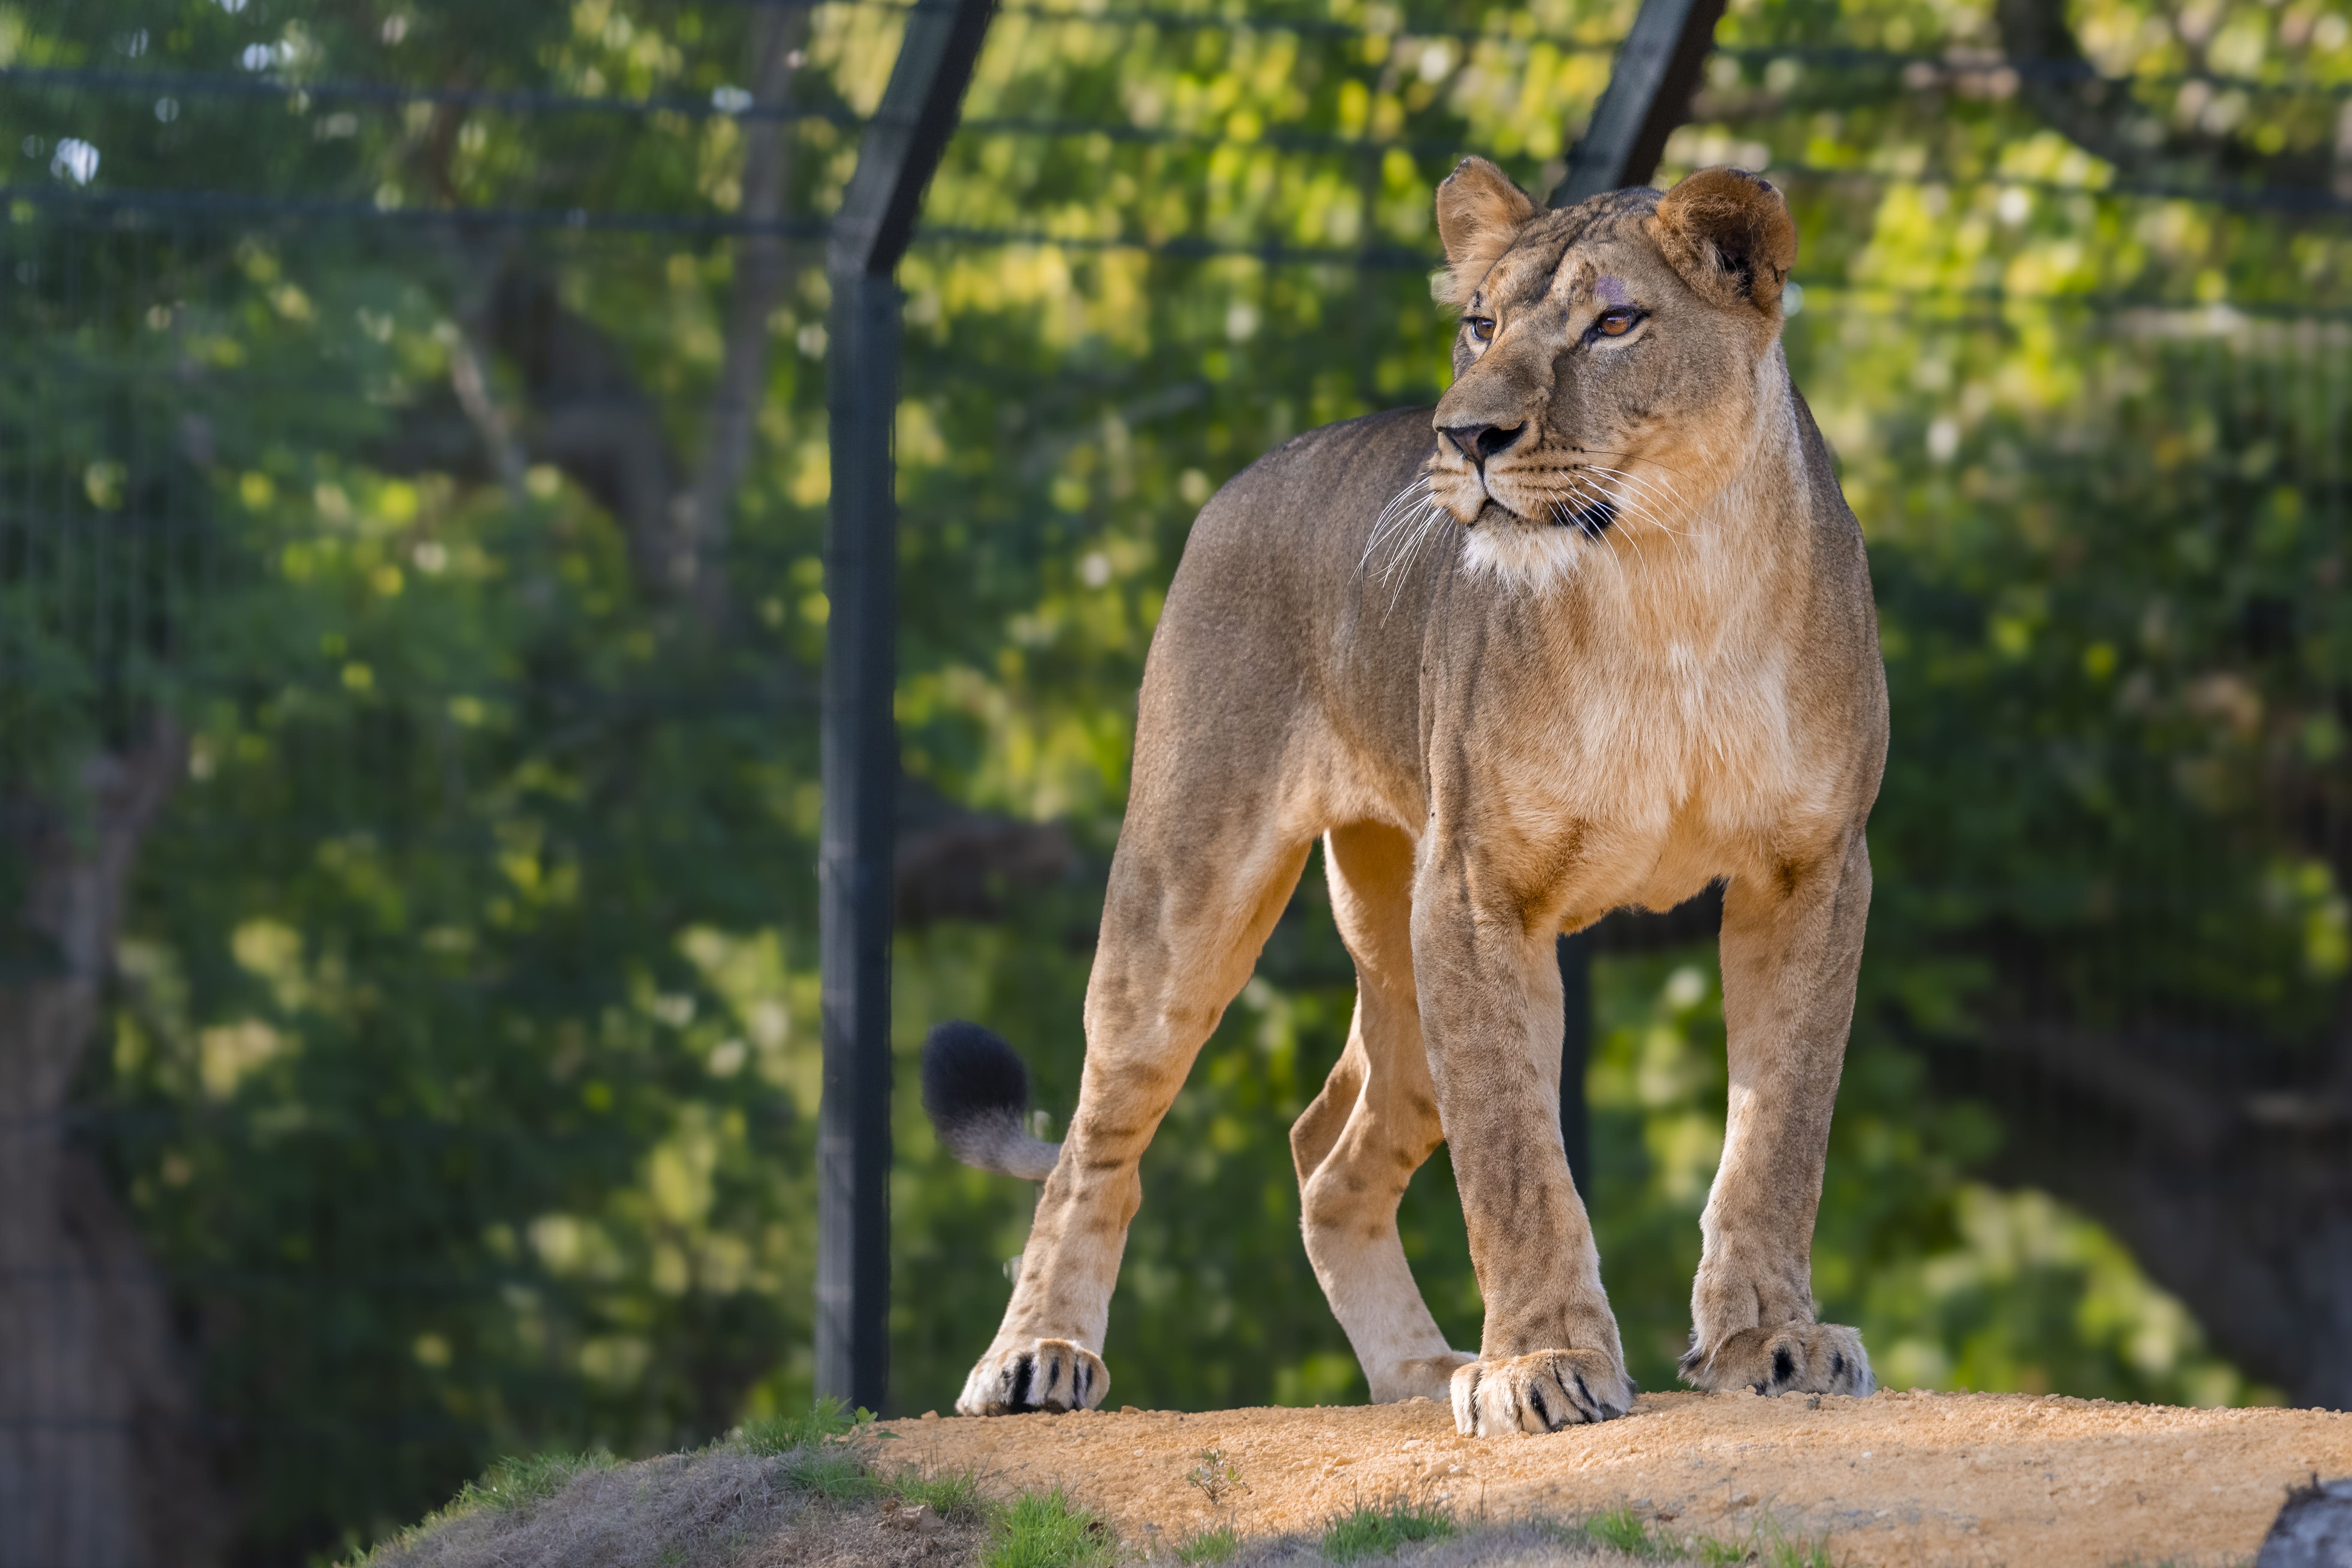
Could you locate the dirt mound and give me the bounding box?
[357,1449,989,1568]
[876,1390,2352,1567]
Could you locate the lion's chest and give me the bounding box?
[1467,635,1837,914]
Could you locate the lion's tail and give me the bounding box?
[919,1021,1063,1180]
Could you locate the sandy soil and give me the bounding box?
[874,1390,2352,1567]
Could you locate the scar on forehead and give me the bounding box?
[1548,257,1632,308]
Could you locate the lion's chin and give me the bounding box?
[1458,508,1587,592]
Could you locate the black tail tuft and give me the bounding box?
[919,1021,1061,1180]
[921,1019,1029,1127]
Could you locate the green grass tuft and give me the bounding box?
[737,1405,985,1523]
[1577,1505,1673,1556]
[1749,1523,1838,1568]
[447,1450,619,1514]
[1174,1522,1241,1563]
[893,1468,990,1526]
[736,1396,870,1456]
[1691,1535,1754,1568]
[1559,1504,1842,1566]
[738,1396,889,1504]
[984,1488,1116,1568]
[780,1444,881,1502]
[1320,1498,1456,1562]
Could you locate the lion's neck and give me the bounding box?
[1567,350,1814,662]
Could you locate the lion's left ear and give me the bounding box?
[1651,167,1797,314]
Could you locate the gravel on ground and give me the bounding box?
[875,1389,2352,1567]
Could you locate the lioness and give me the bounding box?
[922,161,1887,1435]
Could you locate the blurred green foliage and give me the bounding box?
[3,0,2346,1559]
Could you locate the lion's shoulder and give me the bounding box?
[1197,406,1434,537]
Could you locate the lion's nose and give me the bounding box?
[1441,423,1524,465]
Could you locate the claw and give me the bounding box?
[1450,1349,1633,1436]
[957,1338,1109,1416]
[1683,1324,1873,1398]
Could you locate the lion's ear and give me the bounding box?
[1435,157,1536,307]
[1651,167,1797,314]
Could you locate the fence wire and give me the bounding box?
[3,0,2350,1564]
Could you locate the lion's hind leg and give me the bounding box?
[957,813,1315,1417]
[1292,821,1473,1403]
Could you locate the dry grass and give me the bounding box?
[349,1405,1806,1568]
[1216,1516,1683,1567]
[352,1401,993,1568]
[354,1444,983,1568]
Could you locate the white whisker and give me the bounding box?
[1361,474,1439,585]
[1571,471,1650,582]
[1584,465,1704,537]
[1360,470,1461,615]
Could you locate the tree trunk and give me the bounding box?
[0,722,227,1568]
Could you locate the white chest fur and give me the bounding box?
[1487,513,1836,918]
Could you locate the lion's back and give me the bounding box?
[1160,406,1435,653]
[1194,407,1435,573]
[1135,408,1437,798]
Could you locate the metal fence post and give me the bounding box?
[1548,0,1730,210]
[815,0,998,1414]
[816,269,905,1414]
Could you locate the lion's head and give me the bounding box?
[1413,159,1798,588]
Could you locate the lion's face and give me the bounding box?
[1420,163,1798,588]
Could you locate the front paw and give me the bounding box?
[955,1338,1107,1416]
[1680,1322,1873,1397]
[1450,1350,1631,1435]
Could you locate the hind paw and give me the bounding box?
[1680,1323,1873,1397]
[1370,1350,1476,1404]
[1450,1349,1632,1435]
[955,1338,1107,1415]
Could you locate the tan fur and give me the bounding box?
[954,164,1888,1435]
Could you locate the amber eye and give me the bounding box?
[1466,316,1496,343]
[1596,308,1638,338]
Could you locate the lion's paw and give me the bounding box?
[955,1338,1107,1416]
[1449,1349,1632,1435]
[1679,1322,1873,1397]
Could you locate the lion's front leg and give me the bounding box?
[1682,831,1877,1399]
[1410,856,1632,1436]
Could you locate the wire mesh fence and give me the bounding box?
[4,0,2350,1562]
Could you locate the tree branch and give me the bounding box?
[446,317,534,510]
[1994,0,2344,198]
[376,12,814,618]
[681,4,814,628]
[893,778,1080,926]
[476,267,686,593]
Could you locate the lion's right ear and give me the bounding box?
[1435,157,1535,308]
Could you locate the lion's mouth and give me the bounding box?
[1553,495,1618,537]
[1470,495,1617,537]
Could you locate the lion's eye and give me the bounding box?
[1465,316,1496,343]
[1596,308,1639,338]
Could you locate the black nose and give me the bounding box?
[1442,424,1524,464]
